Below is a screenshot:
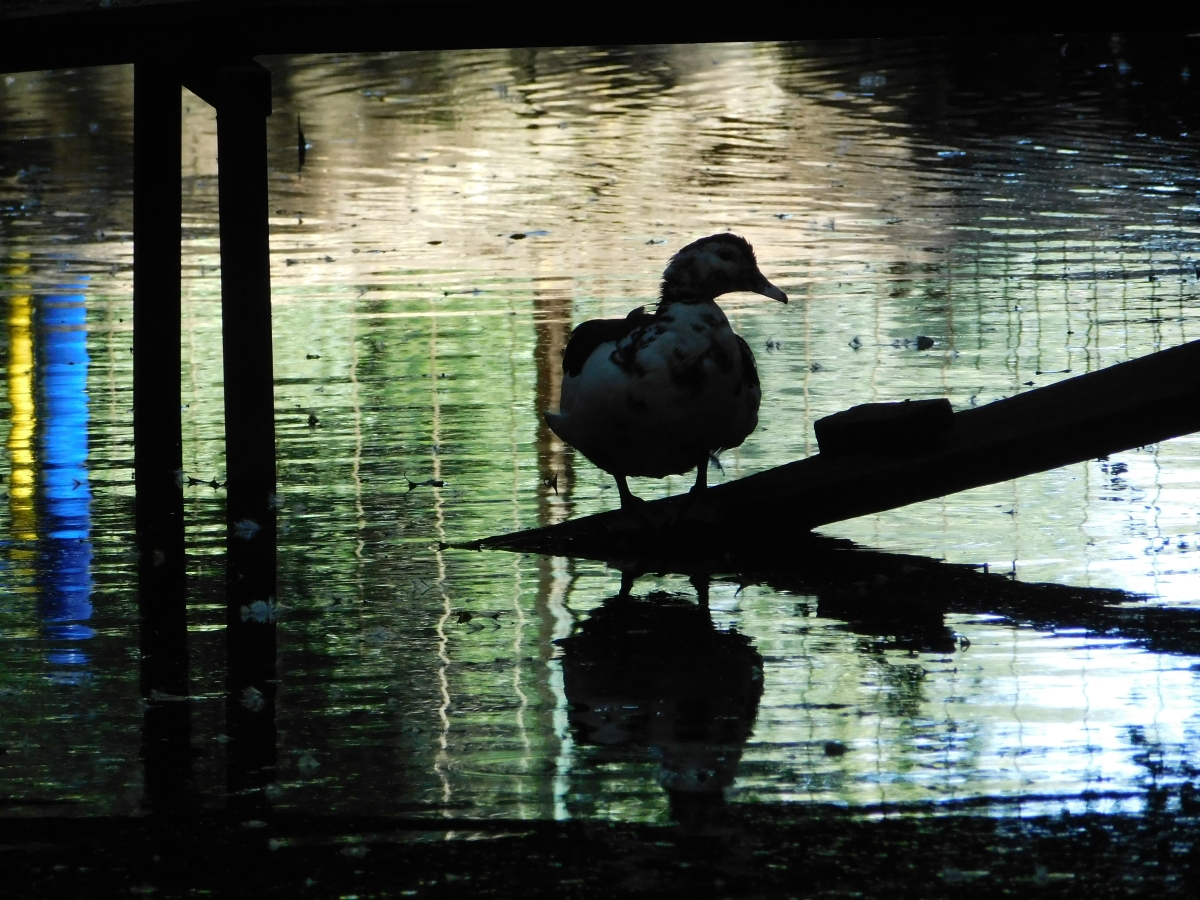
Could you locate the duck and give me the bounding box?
[544,233,787,510]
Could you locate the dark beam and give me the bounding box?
[212,59,278,807]
[472,337,1200,558]
[3,1,1197,75]
[133,60,186,692]
[133,59,192,808]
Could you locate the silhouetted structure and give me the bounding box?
[18,34,281,809]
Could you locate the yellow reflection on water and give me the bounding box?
[6,258,36,542]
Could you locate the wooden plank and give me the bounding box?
[471,338,1200,558]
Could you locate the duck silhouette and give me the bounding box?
[545,234,787,509]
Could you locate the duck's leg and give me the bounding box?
[619,569,637,597]
[615,474,643,510]
[684,454,720,523]
[690,453,709,494]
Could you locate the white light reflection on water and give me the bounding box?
[1,39,1199,822]
[731,598,1199,816]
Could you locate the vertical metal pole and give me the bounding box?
[133,60,191,807]
[215,61,278,806]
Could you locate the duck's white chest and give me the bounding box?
[553,300,760,477]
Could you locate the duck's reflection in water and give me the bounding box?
[559,589,763,822]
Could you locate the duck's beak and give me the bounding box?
[752,274,788,304]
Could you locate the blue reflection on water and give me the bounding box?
[38,285,94,670]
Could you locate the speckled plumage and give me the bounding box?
[544,234,787,508]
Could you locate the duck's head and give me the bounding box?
[660,233,787,306]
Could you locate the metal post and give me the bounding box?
[214,60,278,805]
[133,59,191,807]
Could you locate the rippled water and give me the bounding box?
[2,38,1200,822]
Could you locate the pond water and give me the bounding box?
[2,37,1200,823]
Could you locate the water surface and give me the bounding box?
[2,37,1200,822]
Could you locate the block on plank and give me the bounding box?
[814,399,954,458]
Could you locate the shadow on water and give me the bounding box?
[560,589,763,825]
[537,530,1200,659]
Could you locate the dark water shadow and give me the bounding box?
[558,589,763,825]
[474,528,1200,659]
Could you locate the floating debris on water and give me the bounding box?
[240,599,278,624]
[234,519,261,540]
[241,687,264,712]
[405,475,446,491]
[186,475,224,489]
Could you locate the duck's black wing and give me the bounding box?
[562,306,657,377]
[734,333,760,391]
